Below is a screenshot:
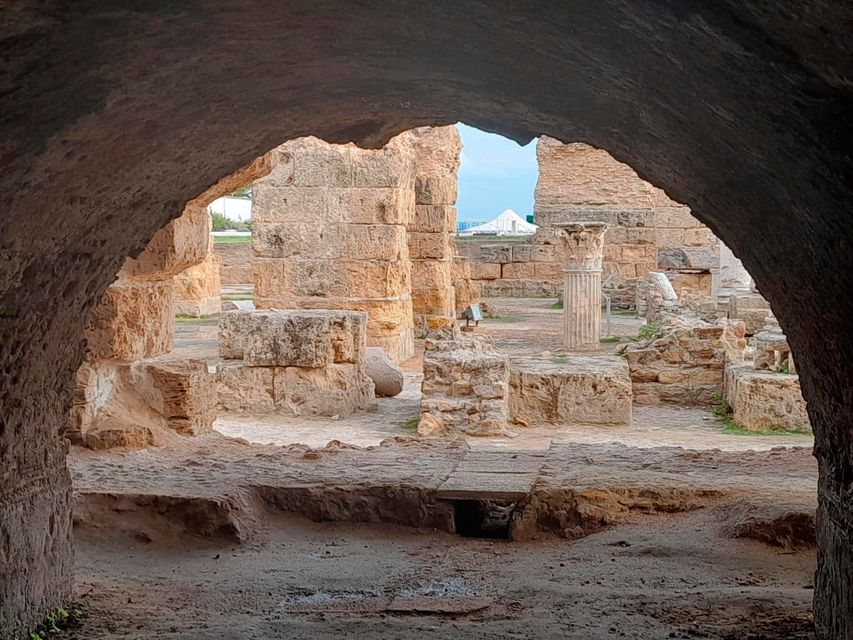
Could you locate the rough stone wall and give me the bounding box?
[73,202,218,448]
[214,241,253,285]
[174,236,222,317]
[419,327,510,436]
[451,254,480,313]
[399,126,462,334]
[3,3,853,636]
[252,137,416,362]
[216,309,375,416]
[620,319,747,405]
[461,140,744,307]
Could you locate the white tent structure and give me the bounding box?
[458,208,538,236]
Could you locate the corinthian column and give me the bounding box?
[554,222,607,351]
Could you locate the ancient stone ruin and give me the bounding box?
[3,6,852,635]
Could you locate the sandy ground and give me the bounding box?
[65,296,818,639]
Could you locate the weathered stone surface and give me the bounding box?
[215,241,253,285]
[451,255,480,313]
[620,319,747,406]
[509,356,632,426]
[120,204,210,281]
[216,361,276,412]
[254,257,410,299]
[420,329,510,436]
[364,347,404,397]
[135,360,217,436]
[409,205,457,233]
[729,292,772,335]
[216,361,374,417]
[219,309,367,366]
[174,250,222,317]
[68,358,215,448]
[253,222,407,261]
[726,365,810,432]
[657,247,718,271]
[3,3,853,636]
[85,279,175,361]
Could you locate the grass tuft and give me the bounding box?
[599,335,622,343]
[638,323,663,340]
[402,418,419,431]
[712,393,810,436]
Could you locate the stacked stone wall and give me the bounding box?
[252,137,416,362]
[400,126,462,334]
[460,140,744,307]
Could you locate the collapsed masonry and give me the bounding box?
[216,309,375,416]
[70,203,217,449]
[457,139,750,308]
[724,312,810,431]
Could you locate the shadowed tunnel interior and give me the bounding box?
[1,2,851,637]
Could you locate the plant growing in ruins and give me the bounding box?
[774,361,790,374]
[638,323,662,340]
[552,355,568,363]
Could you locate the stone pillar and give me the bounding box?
[252,137,416,362]
[398,126,461,335]
[555,222,607,350]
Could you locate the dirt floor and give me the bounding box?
[65,296,818,639]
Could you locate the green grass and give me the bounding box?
[402,418,419,431]
[552,355,568,364]
[774,361,790,374]
[221,293,253,301]
[213,235,251,243]
[549,300,563,310]
[599,335,622,344]
[638,323,663,340]
[712,393,810,436]
[18,607,84,640]
[722,422,812,437]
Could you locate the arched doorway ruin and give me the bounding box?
[1,3,851,637]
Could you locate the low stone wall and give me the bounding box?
[215,241,253,285]
[509,355,632,427]
[175,237,222,316]
[418,328,510,436]
[620,319,747,405]
[216,309,375,417]
[724,364,810,431]
[729,291,771,335]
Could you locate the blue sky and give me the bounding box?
[456,123,538,223]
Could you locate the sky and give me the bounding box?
[456,123,538,223]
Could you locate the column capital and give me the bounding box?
[554,222,608,271]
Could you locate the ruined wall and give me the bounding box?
[2,3,852,636]
[400,126,462,334]
[461,140,744,307]
[252,137,416,362]
[214,241,253,285]
[174,236,222,317]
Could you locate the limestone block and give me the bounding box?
[729,292,772,334]
[479,244,513,264]
[264,137,356,188]
[219,309,367,366]
[215,241,253,285]
[326,187,415,225]
[415,175,458,205]
[252,186,327,224]
[216,361,276,412]
[653,207,700,229]
[120,205,210,280]
[409,205,457,233]
[683,227,714,247]
[253,257,410,299]
[531,245,555,262]
[252,295,413,339]
[363,347,404,397]
[277,363,375,416]
[509,356,632,426]
[408,232,452,260]
[512,244,535,262]
[658,247,718,271]
[396,125,462,180]
[253,222,406,261]
[617,210,655,228]
[534,262,562,279]
[174,251,222,317]
[451,256,480,312]
[625,228,656,244]
[410,258,453,289]
[502,261,535,279]
[471,262,501,280]
[85,279,175,361]
[134,360,217,436]
[420,331,510,436]
[67,362,120,444]
[728,367,810,431]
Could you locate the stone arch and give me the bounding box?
[1,3,851,637]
